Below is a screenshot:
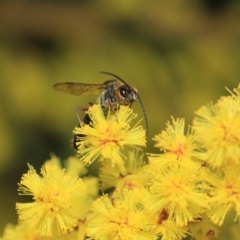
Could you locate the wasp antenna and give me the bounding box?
[100,71,129,86]
[99,71,148,137]
[136,94,148,137]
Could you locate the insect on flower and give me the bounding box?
[53,72,148,149]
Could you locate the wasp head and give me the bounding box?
[117,84,138,106]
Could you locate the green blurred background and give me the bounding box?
[0,0,240,238]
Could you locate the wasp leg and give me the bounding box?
[107,98,119,122]
[73,103,94,150]
[75,102,94,125]
[75,106,89,125]
[88,102,94,107]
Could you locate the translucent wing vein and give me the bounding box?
[53,82,106,96]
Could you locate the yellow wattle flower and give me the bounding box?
[74,104,146,166]
[16,162,88,236]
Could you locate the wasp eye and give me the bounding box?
[119,86,128,97]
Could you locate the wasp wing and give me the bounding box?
[53,82,106,96]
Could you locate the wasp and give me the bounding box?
[53,72,147,149]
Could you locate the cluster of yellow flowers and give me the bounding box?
[1,84,240,240]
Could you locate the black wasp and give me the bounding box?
[53,72,147,149]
